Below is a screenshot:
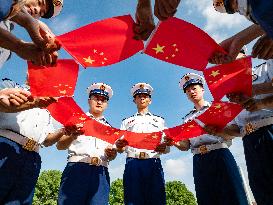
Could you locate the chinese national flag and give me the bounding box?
[164,121,206,142]
[204,56,252,101]
[57,15,144,68]
[197,102,242,129]
[123,131,163,150]
[28,60,79,97]
[47,97,89,126]
[144,17,225,71]
[83,120,125,144]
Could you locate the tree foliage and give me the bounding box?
[32,170,62,205]
[32,170,196,205]
[166,181,197,205]
[109,178,124,205]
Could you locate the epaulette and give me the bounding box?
[153,114,164,119]
[183,109,195,119]
[122,115,134,122]
[2,78,12,81]
[102,118,112,127]
[254,62,266,69]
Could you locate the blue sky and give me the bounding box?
[0,0,261,198]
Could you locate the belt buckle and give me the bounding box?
[199,145,209,155]
[245,122,255,135]
[90,157,100,166]
[22,139,37,151]
[139,152,147,159]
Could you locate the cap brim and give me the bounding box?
[42,0,54,18]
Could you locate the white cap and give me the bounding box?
[131,83,153,97]
[87,83,113,100]
[43,0,64,19]
[179,73,205,92]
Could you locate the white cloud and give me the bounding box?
[183,0,250,42]
[48,15,78,35]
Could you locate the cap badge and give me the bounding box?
[185,76,190,81]
[100,85,106,90]
[53,0,62,6]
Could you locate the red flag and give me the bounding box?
[164,121,206,142]
[47,97,88,126]
[57,15,144,68]
[144,17,225,71]
[204,56,252,101]
[197,101,242,129]
[28,60,79,97]
[83,120,125,144]
[123,131,162,150]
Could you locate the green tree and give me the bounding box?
[166,181,197,205]
[32,170,62,205]
[109,178,124,205]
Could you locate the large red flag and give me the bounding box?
[123,131,163,150]
[144,17,225,71]
[83,120,125,144]
[47,97,89,126]
[197,102,242,130]
[28,60,79,97]
[57,15,144,68]
[164,120,206,142]
[204,56,252,101]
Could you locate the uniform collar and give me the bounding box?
[135,112,152,116]
[86,112,105,121]
[192,101,210,112]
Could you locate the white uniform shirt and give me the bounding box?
[68,112,112,161]
[0,79,55,145]
[183,101,232,148]
[120,112,167,158]
[233,60,273,129]
[0,20,13,69]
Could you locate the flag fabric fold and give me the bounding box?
[28,60,79,97]
[144,17,225,71]
[164,120,206,142]
[204,56,252,101]
[197,101,243,130]
[57,15,144,68]
[47,97,88,126]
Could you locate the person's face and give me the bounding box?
[24,0,49,19]
[185,84,204,103]
[88,94,108,116]
[133,93,151,109]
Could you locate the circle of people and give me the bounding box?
[0,0,273,205]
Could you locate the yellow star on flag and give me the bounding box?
[188,125,195,128]
[210,70,220,77]
[214,104,222,109]
[152,44,165,54]
[114,131,120,135]
[83,56,95,64]
[79,117,86,121]
[59,90,67,94]
[151,135,158,139]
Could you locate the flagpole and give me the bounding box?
[238,166,253,205]
[141,21,162,54]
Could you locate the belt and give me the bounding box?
[0,129,39,152]
[191,143,228,155]
[68,155,108,167]
[243,116,273,136]
[127,152,160,159]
